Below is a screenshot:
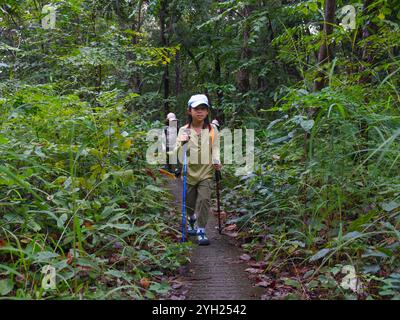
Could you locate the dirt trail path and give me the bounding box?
[165,178,262,300]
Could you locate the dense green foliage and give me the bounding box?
[1,0,399,299]
[0,84,189,298]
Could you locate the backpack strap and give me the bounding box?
[183,124,215,145]
[210,125,215,146]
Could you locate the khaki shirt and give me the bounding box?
[169,124,220,185]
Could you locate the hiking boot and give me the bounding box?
[187,216,197,236]
[197,230,210,246]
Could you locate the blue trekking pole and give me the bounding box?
[181,138,188,242]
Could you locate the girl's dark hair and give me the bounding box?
[187,105,211,130]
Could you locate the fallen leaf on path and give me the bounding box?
[225,232,238,238]
[83,221,94,229]
[108,253,120,263]
[172,282,183,289]
[245,268,264,274]
[272,154,280,160]
[77,265,92,271]
[140,277,150,289]
[224,224,237,231]
[249,261,267,268]
[15,274,25,283]
[66,251,73,265]
[256,281,272,288]
[385,237,396,245]
[113,242,123,250]
[144,168,156,181]
[213,210,227,219]
[49,233,59,240]
[240,254,251,261]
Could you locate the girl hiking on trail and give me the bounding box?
[170,94,221,245]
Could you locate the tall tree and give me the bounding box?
[236,4,253,93]
[314,0,336,91]
[160,0,170,116]
[304,0,336,163]
[359,0,378,84]
[130,0,144,93]
[357,0,379,165]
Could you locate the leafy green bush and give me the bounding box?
[0,85,189,299]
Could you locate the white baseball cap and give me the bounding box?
[187,94,209,109]
[211,119,220,126]
[166,112,177,121]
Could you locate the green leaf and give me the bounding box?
[380,201,399,212]
[379,289,396,296]
[270,135,291,144]
[34,251,59,262]
[145,185,164,193]
[303,269,314,279]
[0,135,8,144]
[57,213,68,229]
[362,249,388,258]
[0,278,14,296]
[342,231,362,241]
[0,165,46,204]
[306,280,319,289]
[148,282,170,294]
[310,248,331,262]
[300,119,314,132]
[308,2,318,13]
[0,42,21,51]
[0,264,24,277]
[362,265,380,274]
[71,258,100,271]
[104,270,133,282]
[101,205,119,218]
[349,211,378,231]
[284,278,301,289]
[330,266,341,276]
[287,240,305,248]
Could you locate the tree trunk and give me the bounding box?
[175,51,182,96]
[214,53,225,124]
[160,0,170,116]
[357,0,379,166]
[313,0,336,91]
[359,0,378,84]
[235,4,253,93]
[304,0,336,162]
[184,46,200,74]
[303,0,336,211]
[129,0,144,94]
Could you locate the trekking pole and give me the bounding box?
[181,132,189,243]
[215,170,222,234]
